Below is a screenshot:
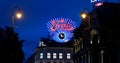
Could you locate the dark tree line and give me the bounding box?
[0,26,24,63]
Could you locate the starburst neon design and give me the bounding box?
[47,18,76,32]
[47,17,77,43]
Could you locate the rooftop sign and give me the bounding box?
[91,0,101,3]
[47,18,76,43]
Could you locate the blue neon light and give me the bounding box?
[47,18,76,43]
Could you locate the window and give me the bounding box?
[47,53,51,59]
[40,53,43,59]
[59,53,63,59]
[67,53,71,59]
[53,53,57,59]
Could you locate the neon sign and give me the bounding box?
[47,18,76,43]
[95,2,104,6]
[48,18,76,32]
[91,0,101,3]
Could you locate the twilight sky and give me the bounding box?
[0,0,119,62]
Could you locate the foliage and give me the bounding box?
[0,26,24,63]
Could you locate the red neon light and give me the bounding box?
[51,27,56,31]
[95,2,104,6]
[61,27,74,30]
[51,19,74,31]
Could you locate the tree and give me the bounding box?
[0,26,24,63]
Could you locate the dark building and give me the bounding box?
[25,54,35,63]
[73,2,120,63]
[34,38,74,63]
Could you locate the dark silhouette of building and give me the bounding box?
[73,2,120,63]
[25,54,35,63]
[0,27,24,63]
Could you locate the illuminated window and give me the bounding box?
[47,53,51,59]
[40,53,43,59]
[67,53,71,59]
[53,53,57,59]
[59,53,63,59]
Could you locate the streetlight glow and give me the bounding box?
[11,6,23,29]
[16,12,22,19]
[81,12,87,19]
[80,8,90,29]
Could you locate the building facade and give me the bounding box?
[34,38,74,63]
[73,2,120,63]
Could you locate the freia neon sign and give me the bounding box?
[47,18,76,43]
[51,19,74,31]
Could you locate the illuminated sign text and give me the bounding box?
[51,19,74,31]
[91,0,101,3]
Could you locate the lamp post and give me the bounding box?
[80,8,90,30]
[80,7,100,63]
[11,6,23,30]
[80,8,92,63]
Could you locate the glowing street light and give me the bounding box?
[80,12,88,19]
[11,6,23,30]
[80,8,90,20]
[80,8,90,30]
[80,8,92,44]
[16,12,22,19]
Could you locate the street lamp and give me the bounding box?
[80,8,90,30]
[81,12,88,19]
[80,8,92,63]
[12,6,23,30]
[16,12,22,19]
